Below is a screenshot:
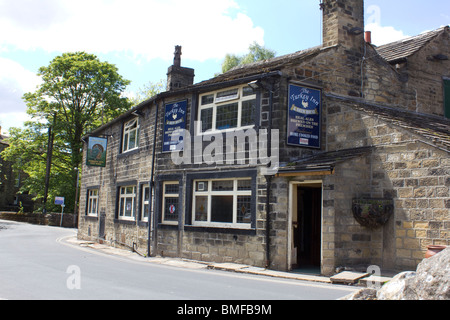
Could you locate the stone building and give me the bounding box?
[78,0,449,275]
[0,128,34,212]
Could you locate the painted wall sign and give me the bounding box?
[163,100,187,152]
[287,84,322,148]
[86,136,108,167]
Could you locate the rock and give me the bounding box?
[377,247,450,300]
[376,271,417,300]
[341,288,378,300]
[405,247,450,300]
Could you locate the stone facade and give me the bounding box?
[78,0,449,275]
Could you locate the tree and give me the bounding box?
[221,42,276,73]
[2,52,132,212]
[128,79,166,106]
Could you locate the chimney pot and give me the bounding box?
[365,31,372,44]
[174,45,182,67]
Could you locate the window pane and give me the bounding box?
[201,94,214,105]
[125,198,133,217]
[143,204,149,218]
[144,186,150,201]
[164,197,178,221]
[92,199,98,214]
[237,179,252,191]
[216,89,239,103]
[195,196,208,221]
[242,86,255,97]
[165,183,179,194]
[212,180,233,191]
[200,108,213,132]
[445,79,450,119]
[195,181,208,192]
[120,198,125,216]
[211,196,233,223]
[237,196,251,223]
[241,100,256,127]
[123,133,129,151]
[129,130,136,149]
[216,103,238,130]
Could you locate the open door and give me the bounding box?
[292,184,322,271]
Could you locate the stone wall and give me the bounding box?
[0,211,77,228]
[398,30,450,116]
[322,98,449,271]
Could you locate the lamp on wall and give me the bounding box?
[131,110,145,117]
[248,80,262,90]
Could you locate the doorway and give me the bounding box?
[291,183,322,273]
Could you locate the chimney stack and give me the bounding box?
[167,45,195,91]
[321,0,365,50]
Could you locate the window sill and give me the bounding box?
[114,218,136,225]
[118,148,140,159]
[184,225,256,235]
[196,125,255,137]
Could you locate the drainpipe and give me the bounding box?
[147,100,159,257]
[265,82,274,269]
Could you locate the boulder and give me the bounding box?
[345,247,450,300]
[404,247,450,300]
[377,247,450,300]
[341,288,378,300]
[376,271,417,300]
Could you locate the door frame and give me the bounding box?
[287,180,323,271]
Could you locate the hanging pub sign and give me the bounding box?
[287,84,322,149]
[163,100,187,152]
[86,136,108,167]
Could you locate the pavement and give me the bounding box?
[63,236,393,287]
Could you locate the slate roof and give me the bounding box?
[278,146,374,174]
[193,45,326,88]
[376,26,449,63]
[326,93,450,152]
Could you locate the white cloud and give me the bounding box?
[365,23,410,46]
[0,0,264,61]
[0,57,41,133]
[0,112,31,135]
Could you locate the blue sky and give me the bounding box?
[0,0,449,134]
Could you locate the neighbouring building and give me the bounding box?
[78,0,449,275]
[0,128,34,212]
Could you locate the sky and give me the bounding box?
[0,0,449,135]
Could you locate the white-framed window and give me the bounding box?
[192,178,252,228]
[87,189,99,216]
[162,181,179,225]
[122,117,140,152]
[118,186,136,220]
[141,184,150,222]
[198,85,256,134]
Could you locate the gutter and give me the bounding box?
[82,71,283,140]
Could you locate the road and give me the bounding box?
[0,220,358,302]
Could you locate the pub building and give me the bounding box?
[79,0,450,275]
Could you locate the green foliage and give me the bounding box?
[2,52,131,212]
[221,42,276,73]
[128,79,166,106]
